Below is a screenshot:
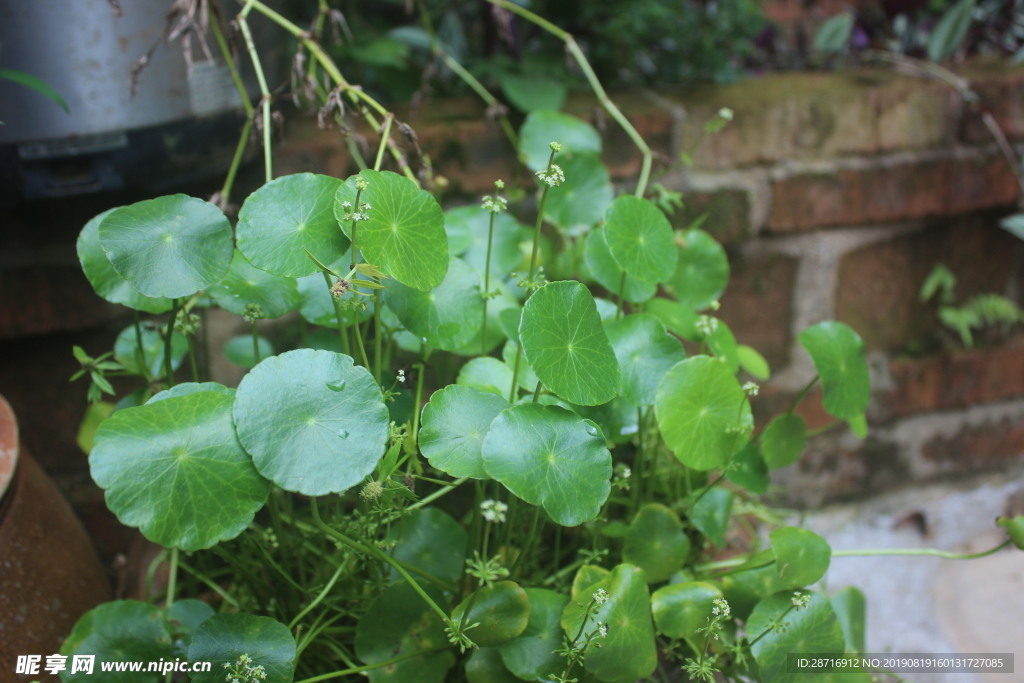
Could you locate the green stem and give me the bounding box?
[237,3,273,183]
[309,499,449,623]
[288,558,349,629]
[187,335,200,383]
[411,362,425,446]
[132,311,151,383]
[788,375,820,415]
[374,113,393,171]
[219,115,254,207]
[164,299,179,387]
[532,380,543,403]
[482,210,496,354]
[486,0,652,197]
[320,270,351,355]
[406,477,467,511]
[373,293,383,384]
[208,7,255,206]
[294,647,448,683]
[832,541,1011,560]
[165,547,178,609]
[177,558,240,607]
[251,321,261,365]
[616,270,626,319]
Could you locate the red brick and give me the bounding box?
[768,154,1018,232]
[754,385,835,434]
[958,62,1024,144]
[718,252,798,370]
[836,217,1023,351]
[674,187,753,245]
[877,337,1024,421]
[921,417,1024,470]
[773,436,907,506]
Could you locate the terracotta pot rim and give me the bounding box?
[0,393,19,502]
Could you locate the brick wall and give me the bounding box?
[278,62,1024,506]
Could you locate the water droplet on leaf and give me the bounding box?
[337,429,350,438]
[326,379,346,392]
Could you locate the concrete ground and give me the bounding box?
[800,463,1024,682]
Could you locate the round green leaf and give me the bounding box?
[725,441,770,494]
[187,614,296,683]
[520,281,620,406]
[704,316,740,373]
[748,591,846,683]
[519,110,601,171]
[167,599,216,654]
[831,585,867,654]
[544,153,614,234]
[498,588,570,680]
[583,226,657,304]
[688,487,734,547]
[236,173,348,277]
[113,321,187,378]
[644,298,699,340]
[603,195,677,283]
[761,414,807,470]
[655,355,753,470]
[384,257,481,351]
[738,344,771,380]
[61,601,173,682]
[770,527,832,588]
[465,648,523,683]
[799,321,870,420]
[232,349,389,496]
[100,194,232,298]
[560,564,657,683]
[355,581,455,683]
[207,249,299,319]
[335,170,448,291]
[451,581,530,647]
[719,560,788,621]
[666,228,729,310]
[224,334,275,369]
[419,384,509,478]
[147,382,234,404]
[444,206,524,279]
[78,208,173,313]
[500,75,567,113]
[623,503,691,584]
[605,314,686,406]
[89,392,270,551]
[572,565,611,601]
[481,404,611,526]
[457,357,515,398]
[651,581,723,639]
[387,507,468,586]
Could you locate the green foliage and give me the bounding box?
[920,263,1024,347]
[62,5,898,682]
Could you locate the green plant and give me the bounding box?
[58,2,1024,682]
[920,263,1024,347]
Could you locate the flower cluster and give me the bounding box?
[711,597,731,619]
[330,278,350,299]
[791,592,811,610]
[742,381,760,397]
[695,315,719,337]
[338,200,371,223]
[592,588,609,605]
[174,310,200,336]
[242,303,264,324]
[223,654,267,682]
[536,164,565,187]
[480,499,508,523]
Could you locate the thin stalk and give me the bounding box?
[187,336,200,383]
[177,558,240,607]
[787,375,820,415]
[219,115,254,207]
[320,270,351,355]
[616,271,626,318]
[294,647,448,683]
[251,320,261,364]
[486,0,652,197]
[132,311,151,383]
[165,547,179,609]
[411,362,425,445]
[309,499,449,623]
[509,505,542,577]
[288,558,349,629]
[532,380,543,403]
[207,9,255,206]
[832,541,1011,560]
[374,114,393,171]
[373,296,383,384]
[237,4,273,183]
[164,299,179,387]
[404,479,466,513]
[482,210,496,354]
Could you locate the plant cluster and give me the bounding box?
[60,2,1024,682]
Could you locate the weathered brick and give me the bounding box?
[959,61,1024,143]
[875,337,1024,421]
[768,154,1018,232]
[772,435,907,506]
[718,252,798,370]
[662,69,956,170]
[921,416,1024,471]
[674,186,753,245]
[753,385,835,434]
[835,217,1023,352]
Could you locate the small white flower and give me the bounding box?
[481,499,508,523]
[742,381,759,397]
[718,107,734,121]
[791,592,811,610]
[397,369,406,383]
[711,597,731,618]
[535,164,565,187]
[355,175,369,191]
[696,315,719,337]
[598,623,608,638]
[592,588,609,605]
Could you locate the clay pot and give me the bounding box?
[0,394,111,672]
